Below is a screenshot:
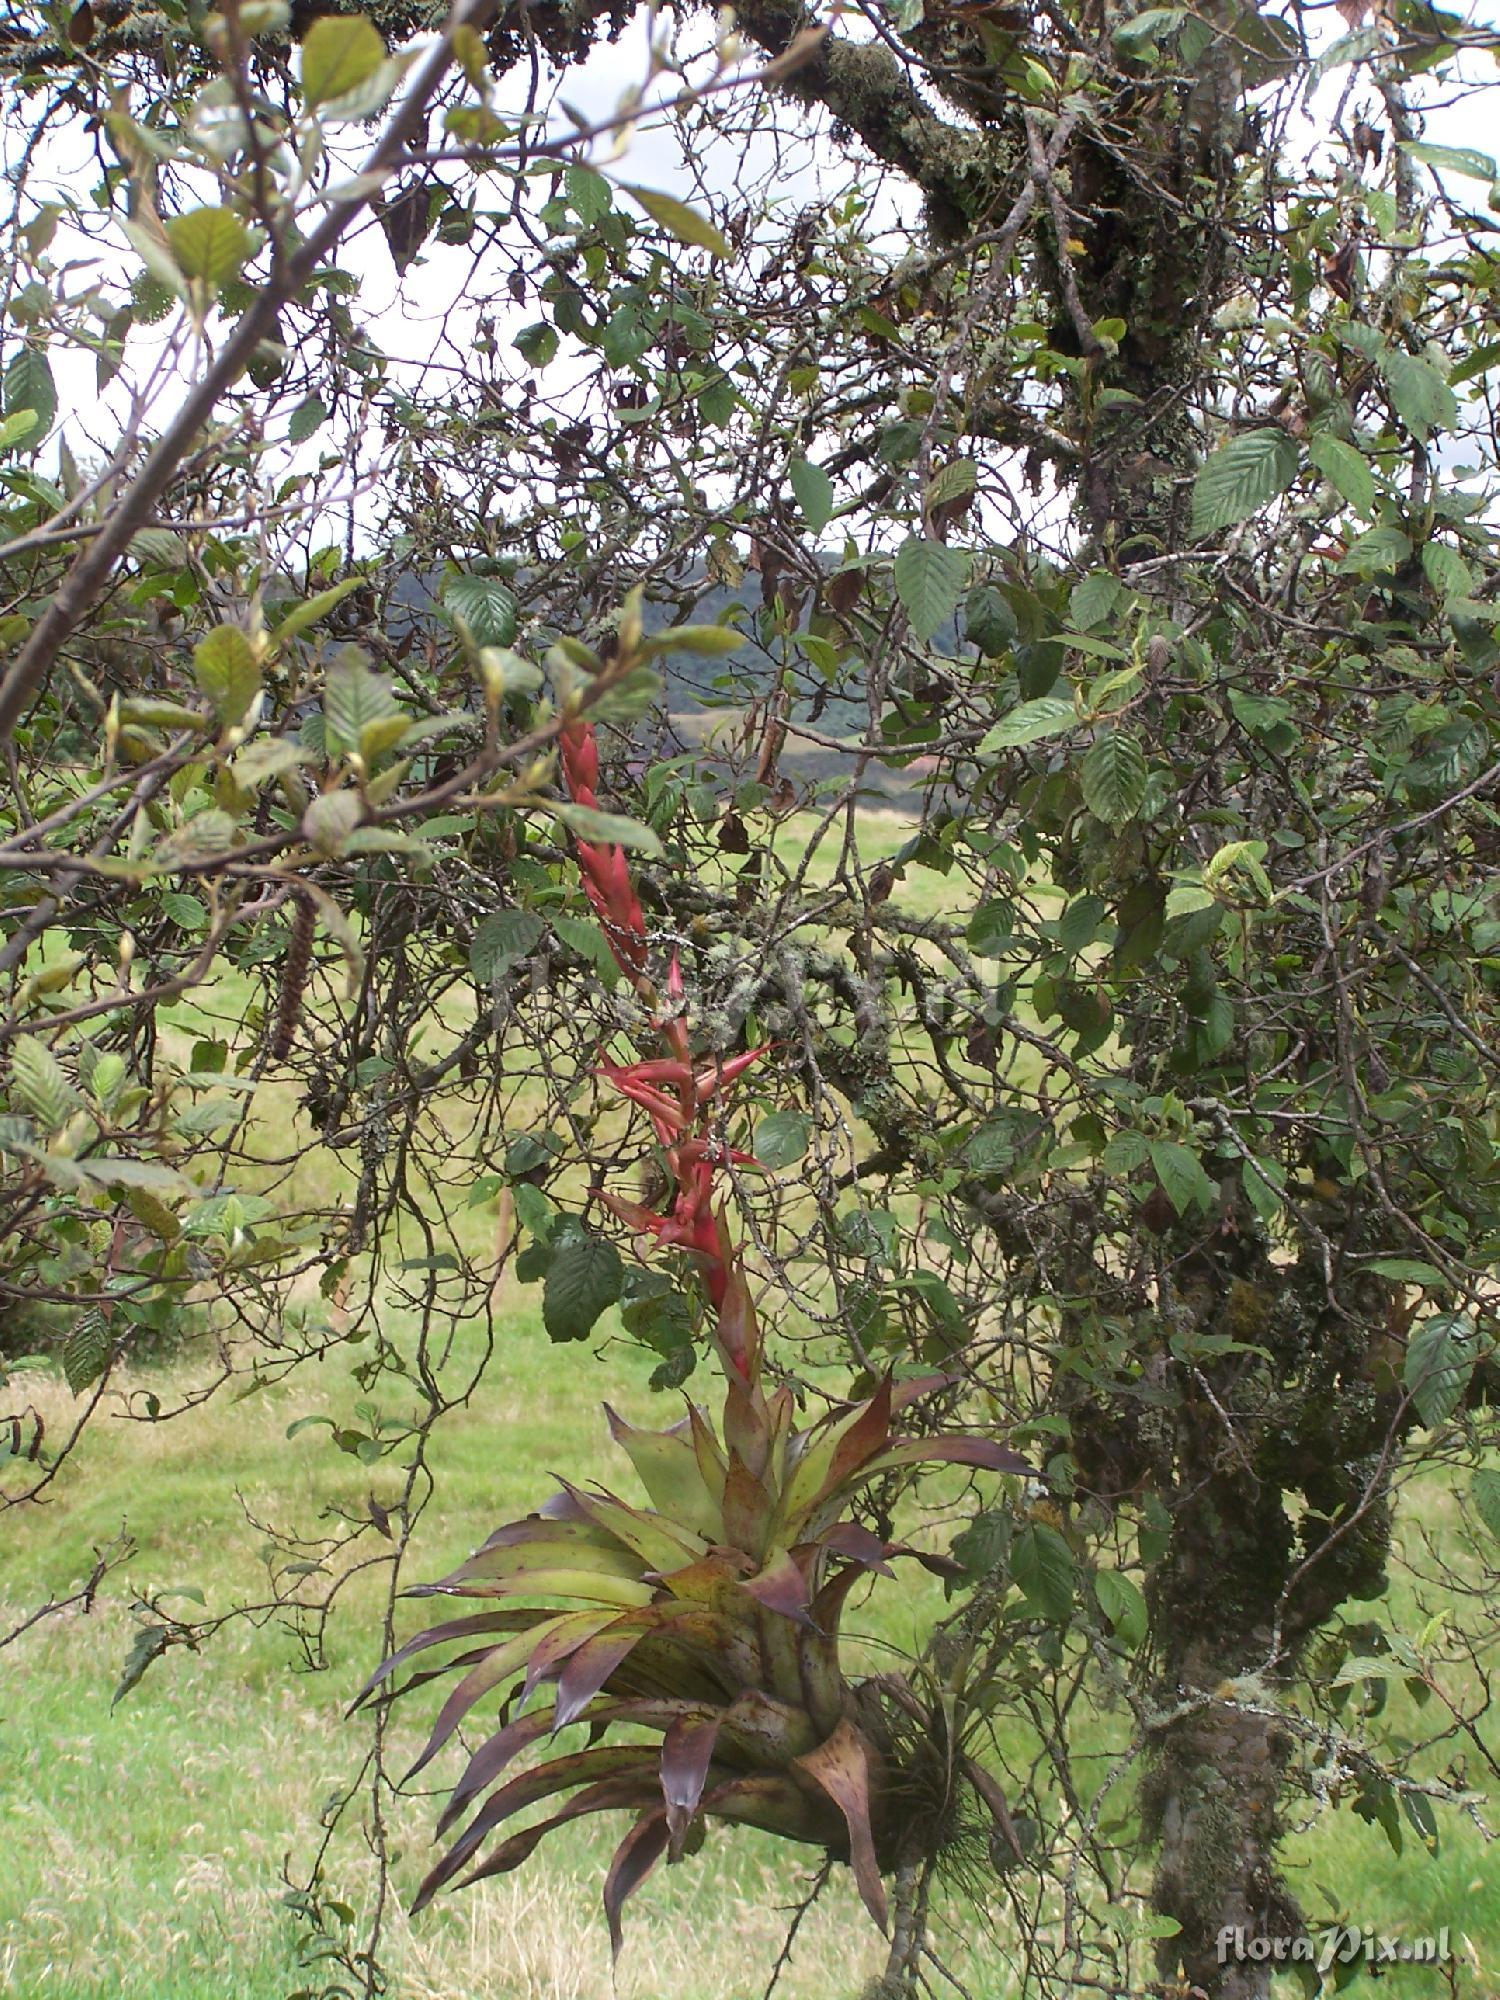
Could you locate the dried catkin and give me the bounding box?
[272,894,315,1060]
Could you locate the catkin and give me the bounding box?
[271,894,315,1060]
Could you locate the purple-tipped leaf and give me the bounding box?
[871,1436,1031,1475]
[660,1712,721,1857]
[742,1545,814,1625]
[350,1610,527,1712]
[818,1521,894,1574]
[415,1773,657,1911]
[554,1618,650,1728]
[424,1745,657,1902]
[794,1717,888,1933]
[405,1621,565,1782]
[604,1809,671,1961]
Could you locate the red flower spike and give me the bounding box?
[561,724,648,978]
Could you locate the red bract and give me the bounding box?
[560,719,647,975]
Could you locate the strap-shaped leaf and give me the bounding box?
[517,1609,619,1704]
[604,1406,721,1540]
[660,1712,721,1856]
[405,1620,570,1781]
[416,1527,644,1592]
[442,1695,716,1837]
[554,1479,706,1571]
[418,1563,656,1608]
[554,1619,652,1727]
[415,1773,658,1912]
[350,1609,527,1711]
[794,1718,889,1932]
[429,1745,657,1902]
[819,1521,894,1574]
[778,1378,892,1533]
[857,1435,1031,1479]
[604,1809,672,1960]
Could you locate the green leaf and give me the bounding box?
[1058,893,1109,954]
[979,696,1076,751]
[927,457,977,509]
[1421,542,1472,600]
[63,1308,112,1394]
[161,891,208,930]
[1366,1257,1445,1284]
[1398,140,1496,182]
[1472,1468,1500,1543]
[443,573,518,647]
[288,395,328,445]
[301,13,386,106]
[1069,570,1123,631]
[543,1221,623,1341]
[1010,1522,1076,1621]
[470,909,546,983]
[150,810,239,871]
[271,577,361,648]
[1149,1139,1215,1216]
[193,625,261,725]
[789,457,834,536]
[966,898,1013,957]
[552,912,621,984]
[621,184,730,258]
[10,1035,80,1130]
[3,346,55,449]
[514,321,558,367]
[1241,1155,1284,1226]
[756,1110,810,1169]
[1339,525,1412,577]
[893,536,968,642]
[553,802,663,855]
[1080,731,1147,826]
[1380,349,1457,442]
[1404,1312,1475,1427]
[324,653,399,756]
[166,206,254,287]
[0,407,40,453]
[1095,1568,1147,1647]
[302,791,362,858]
[566,164,612,224]
[1190,428,1298,537]
[643,624,745,657]
[1204,838,1272,902]
[113,1624,173,1708]
[1307,434,1375,518]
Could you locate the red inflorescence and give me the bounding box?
[560,719,764,1371]
[560,720,649,975]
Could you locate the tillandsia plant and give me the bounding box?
[361,714,1030,1950]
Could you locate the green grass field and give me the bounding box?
[2,813,1495,1998]
[4,1302,1495,2000]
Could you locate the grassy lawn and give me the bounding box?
[4,1302,1495,1999]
